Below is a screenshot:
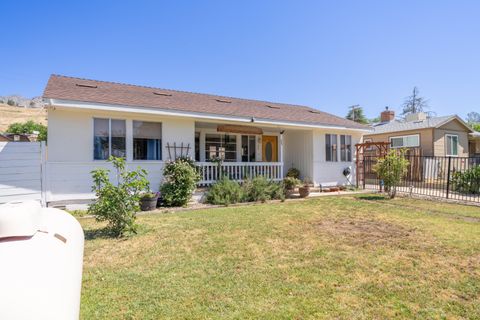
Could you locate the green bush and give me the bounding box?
[7,120,47,141]
[88,156,150,237]
[283,176,301,190]
[452,165,480,194]
[161,158,200,207]
[242,176,285,203]
[206,177,244,205]
[286,167,300,179]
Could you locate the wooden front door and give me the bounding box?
[262,136,278,162]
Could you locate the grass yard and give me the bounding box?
[80,195,480,319]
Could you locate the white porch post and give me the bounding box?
[126,119,133,162]
[280,132,284,177]
[199,130,206,162]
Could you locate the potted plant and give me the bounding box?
[283,176,300,197]
[298,178,311,198]
[139,191,160,211]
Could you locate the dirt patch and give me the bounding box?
[316,218,416,246]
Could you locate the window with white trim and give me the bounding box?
[241,135,256,162]
[340,135,352,162]
[325,134,338,162]
[446,134,459,156]
[133,121,162,160]
[205,133,237,161]
[390,134,420,148]
[94,118,126,160]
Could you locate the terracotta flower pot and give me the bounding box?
[298,186,310,198]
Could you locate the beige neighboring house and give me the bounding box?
[364,108,475,157]
[470,131,480,157]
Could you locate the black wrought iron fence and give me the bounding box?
[360,155,480,203]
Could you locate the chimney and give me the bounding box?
[380,106,395,122]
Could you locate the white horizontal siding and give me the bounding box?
[46,162,164,202]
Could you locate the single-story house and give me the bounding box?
[42,75,369,202]
[364,108,475,157]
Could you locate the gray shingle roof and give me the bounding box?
[371,115,459,134]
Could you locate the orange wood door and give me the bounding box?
[262,136,278,162]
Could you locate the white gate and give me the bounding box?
[0,142,46,205]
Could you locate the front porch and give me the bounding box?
[193,121,287,185]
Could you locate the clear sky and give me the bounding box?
[1,0,479,120]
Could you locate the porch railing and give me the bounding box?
[196,162,284,186]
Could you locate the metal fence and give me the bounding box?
[361,155,480,204]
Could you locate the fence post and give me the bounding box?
[362,158,366,189]
[446,156,451,199]
[40,141,47,207]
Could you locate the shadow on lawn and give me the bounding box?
[356,195,389,201]
[84,227,116,240]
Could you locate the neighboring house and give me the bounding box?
[42,75,369,202]
[470,131,480,157]
[364,108,475,157]
[0,133,34,142]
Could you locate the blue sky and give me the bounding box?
[1,0,479,120]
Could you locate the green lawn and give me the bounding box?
[80,195,480,319]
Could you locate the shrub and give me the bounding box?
[283,176,301,190]
[88,156,150,237]
[161,158,200,207]
[7,99,16,106]
[373,149,409,199]
[7,120,47,141]
[452,165,480,194]
[286,167,300,179]
[242,176,285,203]
[206,177,244,205]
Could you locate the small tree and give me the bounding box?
[346,106,369,124]
[373,149,409,198]
[7,120,47,141]
[161,158,200,207]
[7,99,16,106]
[88,156,150,237]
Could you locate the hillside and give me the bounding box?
[0,104,47,132]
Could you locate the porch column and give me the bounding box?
[199,131,206,162]
[279,132,284,177]
[126,119,133,162]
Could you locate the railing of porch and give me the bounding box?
[196,162,284,186]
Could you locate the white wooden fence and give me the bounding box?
[0,142,46,205]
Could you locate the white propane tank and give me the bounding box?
[0,201,84,320]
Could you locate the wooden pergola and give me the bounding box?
[355,141,390,187]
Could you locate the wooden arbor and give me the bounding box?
[355,141,390,187]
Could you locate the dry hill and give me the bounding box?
[0,104,47,132]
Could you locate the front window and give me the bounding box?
[133,121,162,160]
[205,133,237,161]
[390,134,419,148]
[326,134,338,162]
[94,118,126,160]
[340,135,352,162]
[446,134,458,156]
[241,135,256,162]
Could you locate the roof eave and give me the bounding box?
[44,98,372,132]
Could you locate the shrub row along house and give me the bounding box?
[43,75,368,202]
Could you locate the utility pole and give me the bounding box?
[349,104,360,122]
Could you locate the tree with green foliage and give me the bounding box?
[373,149,410,199]
[7,99,16,106]
[88,156,150,237]
[466,112,480,132]
[6,120,47,141]
[346,106,369,124]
